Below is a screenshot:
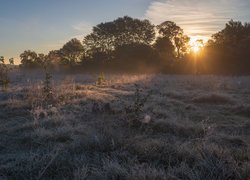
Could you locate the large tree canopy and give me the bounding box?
[157,21,190,58]
[20,50,40,67]
[83,16,155,58]
[211,20,250,47]
[204,20,250,74]
[20,51,50,68]
[60,38,84,66]
[154,36,175,62]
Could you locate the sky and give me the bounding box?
[1,0,250,63]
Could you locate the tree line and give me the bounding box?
[14,16,250,74]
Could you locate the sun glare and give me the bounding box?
[192,45,201,53]
[189,37,205,53]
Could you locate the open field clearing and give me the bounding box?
[2,0,250,179]
[0,72,249,179]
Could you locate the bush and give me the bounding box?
[124,84,152,127]
[0,59,10,91]
[96,72,106,86]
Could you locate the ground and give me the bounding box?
[0,70,249,179]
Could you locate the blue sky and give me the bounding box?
[1,0,250,62]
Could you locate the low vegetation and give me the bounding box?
[0,56,12,91]
[0,72,249,179]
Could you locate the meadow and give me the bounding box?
[0,70,249,179]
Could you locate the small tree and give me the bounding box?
[9,58,14,65]
[0,56,4,64]
[0,56,10,90]
[42,55,54,103]
[96,72,105,85]
[125,84,152,127]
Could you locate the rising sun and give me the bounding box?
[189,38,205,53]
[192,45,201,53]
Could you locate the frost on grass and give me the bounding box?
[0,73,249,179]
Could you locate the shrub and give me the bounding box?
[96,72,106,86]
[42,58,54,104]
[43,72,53,102]
[124,84,152,127]
[0,57,10,91]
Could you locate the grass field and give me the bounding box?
[0,71,249,179]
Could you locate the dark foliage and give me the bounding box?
[18,18,250,74]
[203,20,250,74]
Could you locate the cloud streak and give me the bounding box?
[145,0,250,40]
[72,21,93,35]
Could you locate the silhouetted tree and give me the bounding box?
[204,20,250,74]
[47,50,62,65]
[83,16,155,60]
[157,21,190,58]
[60,38,84,66]
[20,51,51,68]
[9,58,14,65]
[174,35,190,58]
[20,17,250,74]
[158,21,182,39]
[37,54,46,66]
[20,50,41,68]
[84,33,110,60]
[211,20,247,46]
[0,56,4,64]
[113,16,155,46]
[154,36,175,66]
[0,56,9,89]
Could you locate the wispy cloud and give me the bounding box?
[72,21,92,35]
[145,0,250,40]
